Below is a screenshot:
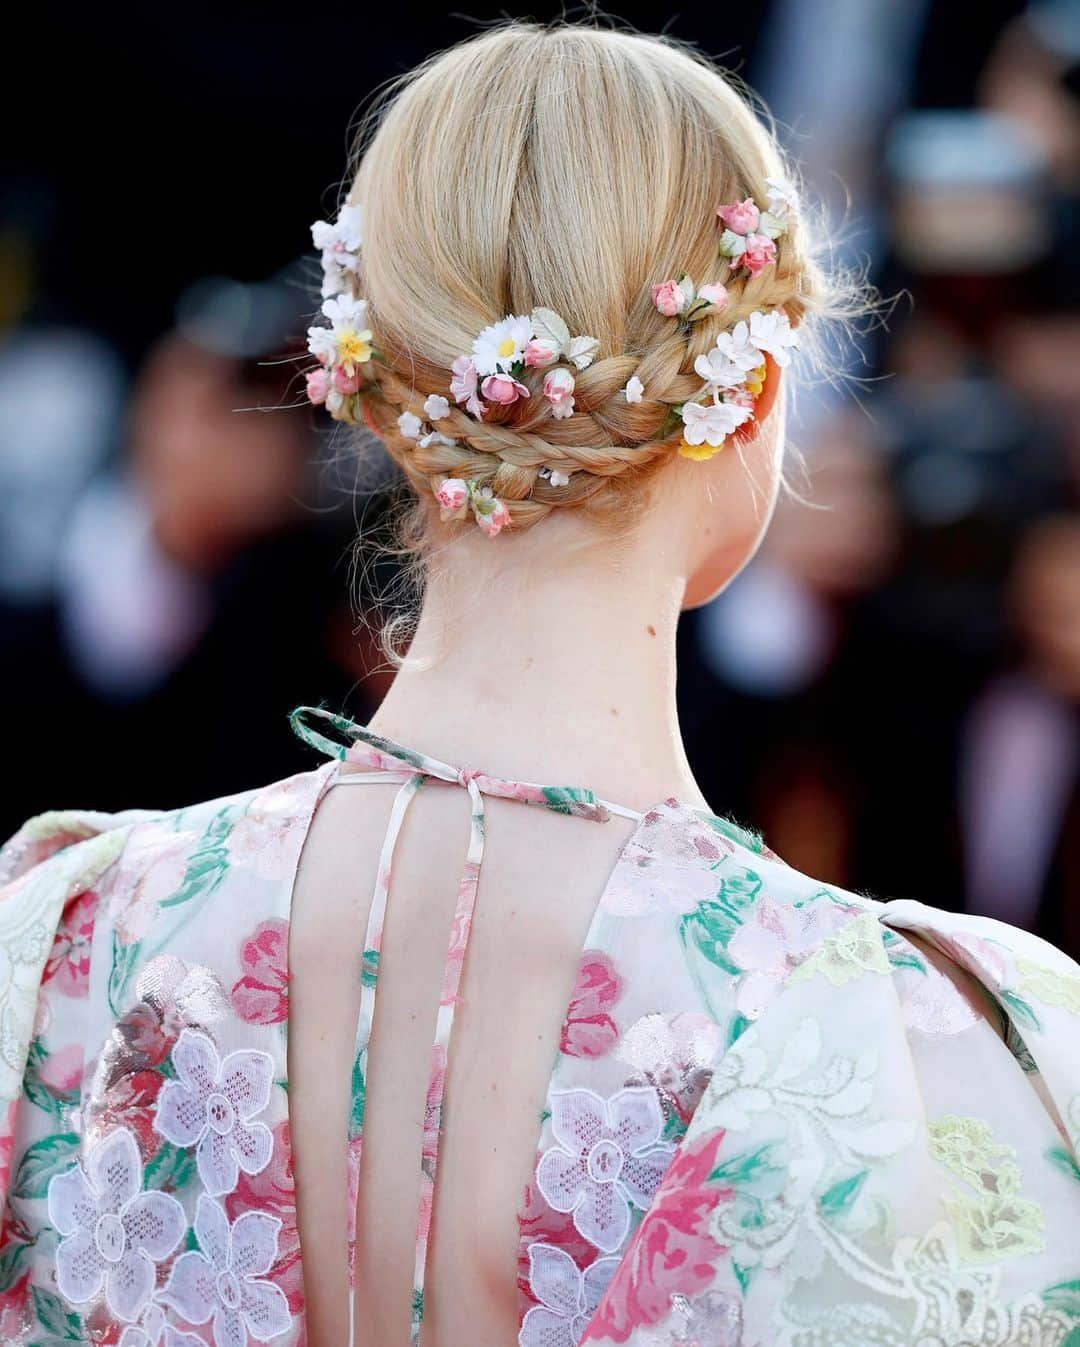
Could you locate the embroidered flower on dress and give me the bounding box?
[161,1194,291,1347]
[119,1303,204,1347]
[535,1086,675,1253]
[48,1126,186,1321]
[231,919,290,1025]
[153,1028,274,1198]
[519,1243,620,1347]
[43,889,98,996]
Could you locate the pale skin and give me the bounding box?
[287,365,784,1346]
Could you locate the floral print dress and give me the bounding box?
[1,704,1078,1347]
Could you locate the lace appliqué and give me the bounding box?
[1014,957,1080,1015]
[788,912,891,989]
[536,1087,675,1253]
[47,1126,186,1321]
[519,1242,619,1347]
[119,1303,204,1347]
[927,1115,1045,1264]
[160,1193,291,1347]
[154,1027,274,1196]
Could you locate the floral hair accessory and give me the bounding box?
[451,307,599,422]
[435,478,510,536]
[305,292,374,421]
[311,203,363,299]
[650,275,729,322]
[716,175,797,277]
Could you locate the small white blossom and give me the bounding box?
[418,429,456,449]
[765,175,800,220]
[397,412,423,440]
[748,309,798,367]
[681,398,753,447]
[423,394,450,420]
[713,321,765,374]
[311,203,363,298]
[694,349,750,391]
[624,375,644,403]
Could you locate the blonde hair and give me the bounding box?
[336,21,839,545]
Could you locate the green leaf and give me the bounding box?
[1045,1146,1080,1184]
[159,807,235,909]
[0,1236,33,1292]
[143,1140,195,1194]
[1044,1278,1080,1318]
[999,989,1042,1034]
[30,1285,82,1340]
[709,1143,785,1189]
[662,1111,688,1145]
[107,931,142,1018]
[819,1169,869,1219]
[21,1038,77,1120]
[733,1261,752,1294]
[726,1013,750,1048]
[349,1048,366,1138]
[13,1133,79,1201]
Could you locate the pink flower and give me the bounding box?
[0,1101,15,1200]
[542,368,576,419]
[231,918,290,1025]
[305,368,330,405]
[99,1069,166,1162]
[480,373,530,405]
[226,773,314,881]
[717,198,760,235]
[332,364,362,395]
[651,280,686,317]
[525,339,560,369]
[561,951,622,1058]
[435,478,469,518]
[112,822,197,946]
[582,1130,730,1344]
[0,1271,31,1343]
[473,492,511,537]
[740,233,777,276]
[39,1044,83,1094]
[727,894,854,1019]
[696,282,729,309]
[450,355,485,418]
[44,889,98,996]
[227,1120,304,1315]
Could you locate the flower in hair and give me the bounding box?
[765,175,799,222]
[678,399,752,459]
[315,294,373,375]
[481,373,530,406]
[716,183,792,276]
[398,412,423,440]
[311,203,363,298]
[543,367,575,419]
[624,375,644,404]
[436,479,470,519]
[748,309,798,366]
[717,199,760,236]
[718,230,777,277]
[650,275,727,323]
[473,486,511,536]
[473,315,534,376]
[450,356,485,419]
[434,478,510,535]
[538,465,571,487]
[528,308,599,371]
[424,394,450,420]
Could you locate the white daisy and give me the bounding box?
[472,314,534,376]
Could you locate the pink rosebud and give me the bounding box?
[651,280,686,317]
[475,496,511,537]
[480,374,530,405]
[305,368,330,405]
[435,478,470,518]
[718,198,760,235]
[542,367,575,420]
[524,338,560,369]
[332,364,362,394]
[696,283,729,309]
[740,233,778,276]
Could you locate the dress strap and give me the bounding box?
[288,705,629,1345]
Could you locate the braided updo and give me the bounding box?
[328,22,830,541]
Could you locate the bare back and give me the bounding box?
[287,741,640,1346]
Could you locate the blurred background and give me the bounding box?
[2,1,1077,953]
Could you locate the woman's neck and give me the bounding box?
[367,520,710,812]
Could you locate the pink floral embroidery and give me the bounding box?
[727,894,854,1018]
[111,823,197,946]
[561,952,623,1059]
[38,1043,83,1094]
[231,919,290,1025]
[583,1130,730,1343]
[535,1087,675,1254]
[43,889,98,996]
[227,1120,305,1316]
[225,774,313,881]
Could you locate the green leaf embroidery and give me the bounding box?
[998,988,1042,1034]
[107,931,143,1018]
[21,1039,78,1120]
[0,1235,34,1292]
[709,1143,785,1188]
[13,1133,80,1201]
[1043,1278,1080,1318]
[733,1260,752,1294]
[1045,1146,1080,1183]
[30,1284,82,1339]
[726,1013,750,1049]
[679,873,761,977]
[349,1048,367,1139]
[662,1111,688,1145]
[818,1169,870,1219]
[143,1140,196,1194]
[160,807,235,909]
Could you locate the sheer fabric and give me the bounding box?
[0,705,1077,1347]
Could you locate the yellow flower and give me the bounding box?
[745,363,766,397]
[338,326,373,373]
[678,439,723,461]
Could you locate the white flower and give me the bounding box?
[161,1194,291,1347]
[535,1086,675,1253]
[418,429,456,449]
[48,1127,186,1321]
[519,1243,619,1347]
[713,321,765,373]
[529,308,600,371]
[472,314,533,376]
[681,399,752,447]
[153,1028,273,1198]
[694,348,750,391]
[306,326,338,367]
[748,308,798,367]
[624,375,644,403]
[311,203,363,298]
[539,466,572,487]
[765,175,799,220]
[119,1304,204,1347]
[397,412,423,440]
[423,394,450,420]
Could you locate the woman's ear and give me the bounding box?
[732,352,781,448]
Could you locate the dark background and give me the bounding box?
[2,0,1077,952]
